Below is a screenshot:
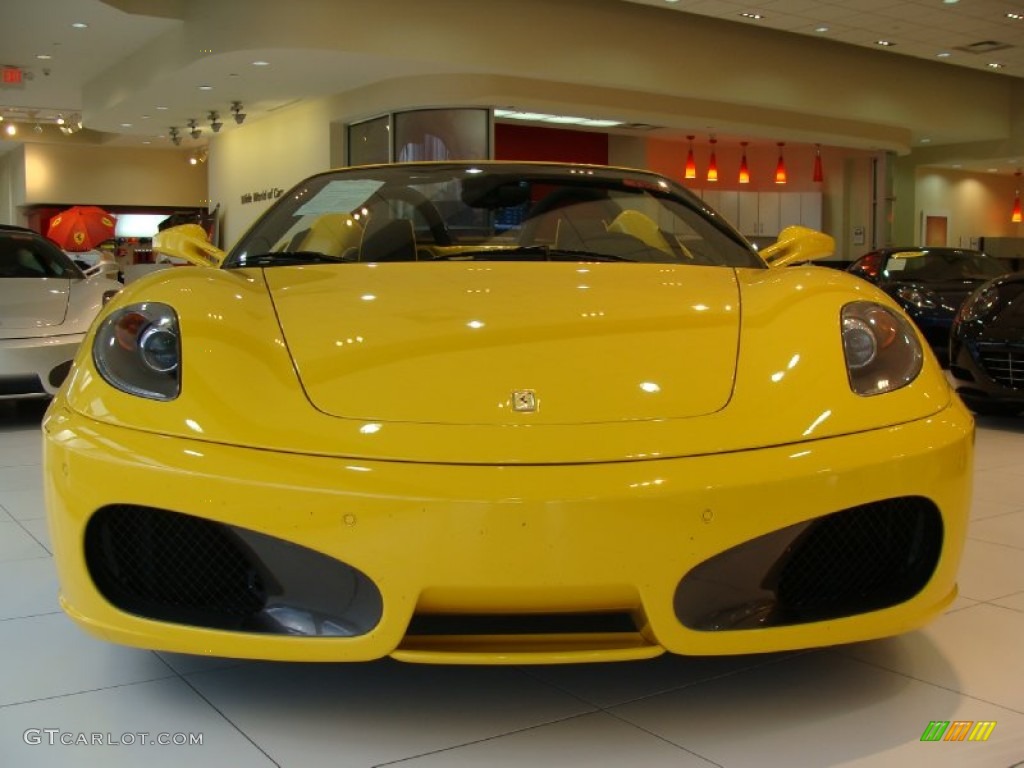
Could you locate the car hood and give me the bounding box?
[265,262,740,426]
[0,277,71,334]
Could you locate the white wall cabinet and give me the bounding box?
[703,190,822,238]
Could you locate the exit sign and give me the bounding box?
[2,67,23,85]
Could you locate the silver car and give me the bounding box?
[0,225,120,399]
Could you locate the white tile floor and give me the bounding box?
[1,398,1023,767]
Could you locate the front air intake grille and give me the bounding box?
[773,497,942,619]
[406,612,637,636]
[85,505,266,629]
[974,343,1024,389]
[675,497,943,630]
[84,505,384,636]
[0,375,45,396]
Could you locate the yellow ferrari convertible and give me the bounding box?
[43,162,972,664]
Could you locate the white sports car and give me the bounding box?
[0,224,120,399]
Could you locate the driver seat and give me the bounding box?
[359,217,418,262]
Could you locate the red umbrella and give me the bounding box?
[46,206,117,251]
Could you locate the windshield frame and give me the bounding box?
[225,162,763,270]
[0,231,87,280]
[879,248,1008,283]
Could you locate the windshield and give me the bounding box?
[227,163,762,269]
[882,249,1008,283]
[0,232,85,279]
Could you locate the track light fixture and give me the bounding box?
[231,101,246,125]
[169,126,182,146]
[208,111,222,133]
[187,119,201,140]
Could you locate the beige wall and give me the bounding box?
[207,99,335,246]
[22,143,206,209]
[915,169,1020,247]
[0,148,26,225]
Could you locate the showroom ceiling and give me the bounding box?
[0,0,1021,166]
[625,0,1024,77]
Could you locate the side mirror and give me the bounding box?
[761,225,835,269]
[153,224,226,267]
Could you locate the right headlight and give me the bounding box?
[957,283,1001,324]
[93,302,181,401]
[841,302,923,396]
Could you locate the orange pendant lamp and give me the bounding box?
[1013,170,1022,223]
[813,144,823,183]
[684,135,697,180]
[738,142,750,184]
[774,142,787,185]
[707,136,718,183]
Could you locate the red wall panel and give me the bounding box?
[495,123,608,165]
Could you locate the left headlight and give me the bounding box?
[93,302,181,400]
[893,284,938,310]
[841,302,923,396]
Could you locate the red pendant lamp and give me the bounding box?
[684,135,697,180]
[707,136,718,183]
[1013,170,1022,224]
[738,141,750,184]
[774,142,787,185]
[813,144,823,183]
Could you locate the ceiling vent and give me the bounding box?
[953,40,1013,54]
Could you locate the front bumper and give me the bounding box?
[0,333,83,398]
[43,400,973,664]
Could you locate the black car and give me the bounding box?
[950,271,1024,415]
[848,247,1010,365]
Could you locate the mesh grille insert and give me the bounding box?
[85,505,265,628]
[975,343,1024,389]
[773,497,942,620]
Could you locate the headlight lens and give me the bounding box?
[958,284,1001,324]
[841,302,923,396]
[893,284,938,309]
[93,302,180,400]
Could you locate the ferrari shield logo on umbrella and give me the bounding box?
[46,206,117,252]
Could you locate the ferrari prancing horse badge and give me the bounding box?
[512,389,538,412]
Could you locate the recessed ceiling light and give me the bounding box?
[988,62,1005,69]
[920,138,932,144]
[815,26,829,33]
[739,12,764,20]
[876,40,895,47]
[198,84,213,90]
[251,60,270,67]
[36,54,52,60]
[937,52,952,58]
[155,105,168,111]
[987,168,999,173]
[71,22,88,29]
[120,123,133,128]
[943,0,959,4]
[1008,12,1024,20]
[141,114,150,120]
